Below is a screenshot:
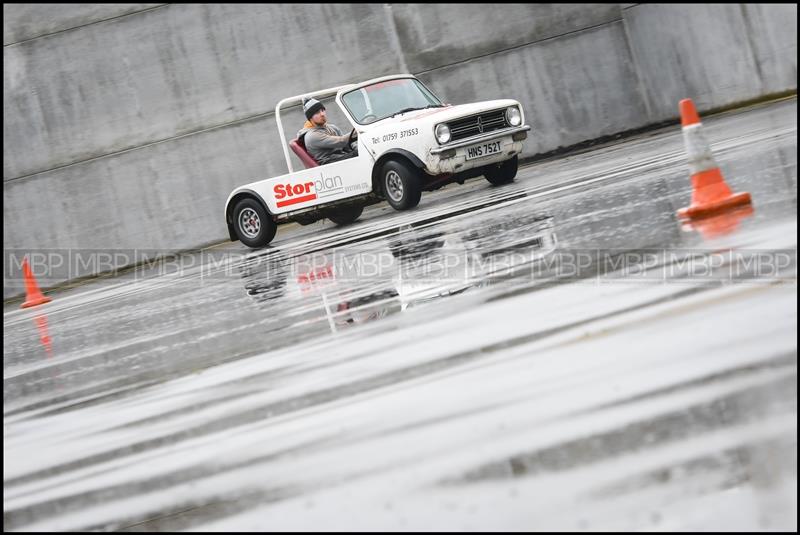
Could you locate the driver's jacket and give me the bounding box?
[297,121,354,165]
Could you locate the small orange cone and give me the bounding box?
[681,205,755,239]
[20,257,52,308]
[677,98,752,219]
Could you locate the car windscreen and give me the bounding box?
[341,79,443,125]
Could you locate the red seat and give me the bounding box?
[290,137,319,169]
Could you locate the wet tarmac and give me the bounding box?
[3,98,797,531]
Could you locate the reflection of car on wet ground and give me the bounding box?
[333,289,402,327]
[241,212,557,331]
[224,74,532,248]
[388,213,557,307]
[241,254,288,302]
[460,215,558,257]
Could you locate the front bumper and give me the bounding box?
[426,125,530,175]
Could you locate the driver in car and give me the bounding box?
[297,97,358,164]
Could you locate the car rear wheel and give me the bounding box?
[484,155,518,185]
[328,205,363,226]
[233,198,277,248]
[382,160,422,210]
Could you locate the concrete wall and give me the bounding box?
[623,3,797,119]
[3,4,797,297]
[2,4,164,45]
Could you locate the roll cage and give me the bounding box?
[274,74,431,173]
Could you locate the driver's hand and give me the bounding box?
[347,128,358,150]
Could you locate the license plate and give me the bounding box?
[465,140,502,160]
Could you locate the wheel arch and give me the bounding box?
[371,149,426,198]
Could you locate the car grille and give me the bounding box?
[447,108,508,142]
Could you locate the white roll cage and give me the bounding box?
[274,74,419,173]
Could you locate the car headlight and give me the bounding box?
[435,123,451,144]
[506,106,522,127]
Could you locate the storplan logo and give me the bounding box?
[274,173,344,208]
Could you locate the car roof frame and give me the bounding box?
[274,74,418,173]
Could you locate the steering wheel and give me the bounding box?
[348,128,359,145]
[361,114,377,124]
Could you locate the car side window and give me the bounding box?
[347,90,368,120]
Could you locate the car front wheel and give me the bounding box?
[233,198,277,248]
[484,155,518,185]
[382,160,422,210]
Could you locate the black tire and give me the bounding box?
[293,214,321,226]
[232,198,277,248]
[328,205,363,226]
[484,155,518,185]
[382,160,422,210]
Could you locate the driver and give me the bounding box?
[297,97,358,164]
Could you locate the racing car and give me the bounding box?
[225,74,531,247]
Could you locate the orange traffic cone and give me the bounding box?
[677,98,752,219]
[20,257,52,308]
[681,205,754,239]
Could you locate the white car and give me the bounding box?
[225,74,531,248]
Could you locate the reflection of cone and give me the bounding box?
[34,314,53,356]
[681,205,755,239]
[21,257,52,308]
[677,99,752,219]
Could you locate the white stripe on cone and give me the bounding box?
[682,123,718,176]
